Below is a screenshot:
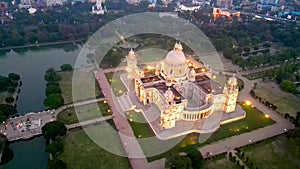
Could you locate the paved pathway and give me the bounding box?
[66,115,114,130]
[95,69,165,169]
[54,98,106,118]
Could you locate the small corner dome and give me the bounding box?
[228,75,238,85]
[128,49,135,59]
[165,88,174,98]
[190,68,196,74]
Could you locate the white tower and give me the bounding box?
[126,49,139,79]
[189,68,196,82]
[224,75,239,113]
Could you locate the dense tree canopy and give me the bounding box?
[46,85,62,97]
[45,141,63,156]
[44,93,64,109]
[0,104,17,121]
[47,159,66,169]
[60,64,73,71]
[42,121,67,140]
[0,76,13,93]
[8,73,20,81]
[0,133,8,153]
[167,154,193,169]
[44,68,61,82]
[280,80,297,94]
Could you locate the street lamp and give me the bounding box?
[245,100,252,106]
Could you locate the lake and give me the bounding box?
[0,45,80,169]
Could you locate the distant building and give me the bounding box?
[91,0,106,15]
[0,1,8,14]
[216,0,233,7]
[44,0,67,6]
[20,0,33,5]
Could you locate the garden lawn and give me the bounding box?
[241,135,300,169]
[105,72,127,97]
[136,48,167,62]
[204,103,275,144]
[203,156,240,169]
[58,69,102,104]
[57,102,112,125]
[253,82,300,117]
[57,126,130,169]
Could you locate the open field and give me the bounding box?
[241,135,300,169]
[58,70,103,104]
[203,156,240,169]
[57,102,112,124]
[127,103,275,162]
[253,82,300,117]
[105,72,127,97]
[58,126,130,169]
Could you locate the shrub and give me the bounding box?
[5,97,14,103]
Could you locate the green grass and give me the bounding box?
[203,156,240,169]
[204,103,275,144]
[58,70,103,104]
[135,48,167,62]
[126,111,155,138]
[57,126,131,169]
[126,103,275,162]
[57,102,112,125]
[105,72,127,97]
[253,82,300,117]
[241,135,300,169]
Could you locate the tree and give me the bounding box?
[0,148,14,165]
[47,159,66,169]
[8,73,20,81]
[280,80,297,94]
[44,68,61,82]
[45,141,63,156]
[44,94,64,109]
[42,121,67,140]
[167,154,193,169]
[5,96,14,103]
[0,134,13,165]
[46,85,61,97]
[184,146,203,169]
[243,47,250,53]
[223,48,235,59]
[60,64,73,71]
[0,104,17,117]
[7,86,15,93]
[0,133,8,153]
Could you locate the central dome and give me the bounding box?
[164,49,186,65]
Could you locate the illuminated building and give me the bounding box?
[126,43,242,129]
[213,7,241,21]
